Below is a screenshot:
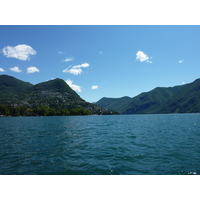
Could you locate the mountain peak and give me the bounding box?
[0,74,32,98]
[0,75,118,115]
[25,78,82,102]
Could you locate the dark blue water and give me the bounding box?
[0,114,200,175]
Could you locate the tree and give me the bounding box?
[19,106,27,116]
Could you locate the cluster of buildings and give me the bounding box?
[6,90,117,115]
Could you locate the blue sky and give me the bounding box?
[1,25,200,102]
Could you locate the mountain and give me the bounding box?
[96,78,200,114]
[123,86,182,114]
[24,78,82,101]
[14,78,86,109]
[0,74,32,98]
[0,75,118,115]
[157,78,200,113]
[96,96,132,114]
[27,78,80,98]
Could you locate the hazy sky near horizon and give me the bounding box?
[1,25,200,102]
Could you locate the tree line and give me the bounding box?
[0,105,92,116]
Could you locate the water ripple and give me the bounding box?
[1,114,200,174]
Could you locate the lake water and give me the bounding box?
[0,114,200,175]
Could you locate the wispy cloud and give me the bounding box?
[63,57,74,62]
[0,68,5,72]
[179,60,183,63]
[66,79,81,92]
[9,66,22,73]
[58,51,65,54]
[99,51,103,55]
[74,63,89,68]
[136,51,152,63]
[27,66,40,73]
[63,67,82,75]
[92,85,98,90]
[2,44,36,61]
[62,62,89,75]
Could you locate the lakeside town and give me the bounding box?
[0,90,117,116]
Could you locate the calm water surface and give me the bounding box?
[0,114,200,175]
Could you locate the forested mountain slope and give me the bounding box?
[96,78,200,114]
[0,75,117,115]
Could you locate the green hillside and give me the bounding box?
[124,86,182,114]
[157,78,200,113]
[96,96,132,113]
[0,74,32,98]
[96,78,200,114]
[0,75,118,116]
[96,87,181,114]
[25,78,82,101]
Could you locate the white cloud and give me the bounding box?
[73,62,90,68]
[62,62,89,75]
[66,79,81,92]
[63,57,74,62]
[136,51,152,63]
[58,51,65,54]
[182,81,185,84]
[99,51,103,54]
[92,85,98,90]
[9,66,22,73]
[0,68,5,72]
[179,60,183,63]
[27,66,40,73]
[2,44,36,61]
[63,67,82,75]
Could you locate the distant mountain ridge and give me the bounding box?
[96,96,132,114]
[0,75,117,115]
[2,75,200,115]
[96,78,200,114]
